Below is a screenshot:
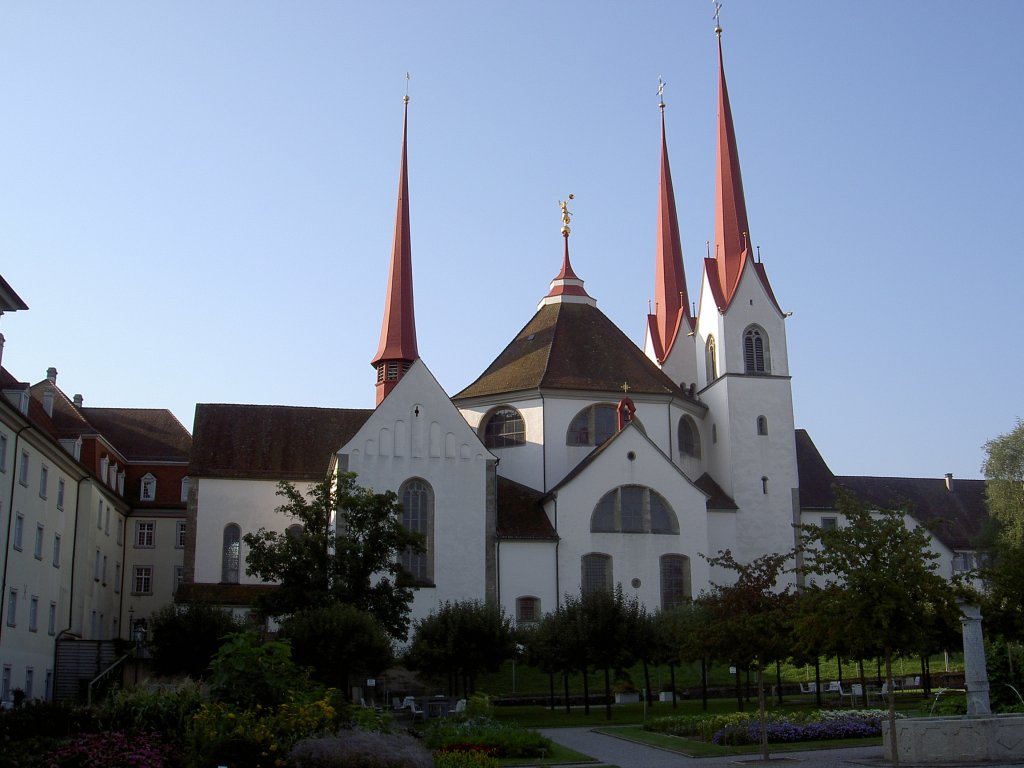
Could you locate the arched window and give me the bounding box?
[678,416,701,458]
[581,553,612,594]
[660,554,691,609]
[400,478,433,584]
[567,404,618,447]
[756,415,768,436]
[591,485,679,534]
[221,524,241,584]
[516,596,540,624]
[743,326,770,374]
[705,336,718,382]
[481,407,525,448]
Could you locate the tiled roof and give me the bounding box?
[694,472,738,510]
[795,429,987,551]
[190,403,372,480]
[175,583,278,606]
[454,302,687,401]
[0,274,28,312]
[81,408,191,462]
[496,476,556,540]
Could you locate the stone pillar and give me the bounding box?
[960,603,991,715]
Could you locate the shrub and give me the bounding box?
[347,705,392,733]
[149,603,245,678]
[208,632,307,709]
[97,681,204,747]
[423,717,550,758]
[433,746,499,768]
[646,709,891,747]
[288,730,434,768]
[48,730,172,768]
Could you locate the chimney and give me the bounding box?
[46,366,58,384]
[944,472,954,491]
[73,394,84,408]
[42,386,55,417]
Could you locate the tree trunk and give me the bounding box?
[886,649,899,768]
[670,664,677,709]
[858,659,868,708]
[837,655,844,683]
[583,666,591,716]
[701,658,708,712]
[814,657,822,709]
[735,664,744,712]
[643,657,652,707]
[563,670,570,714]
[776,660,783,705]
[757,664,769,762]
[549,672,555,710]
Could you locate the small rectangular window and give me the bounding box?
[97,500,103,529]
[57,478,65,510]
[116,516,123,545]
[176,521,186,549]
[19,451,29,486]
[133,566,153,595]
[13,513,24,551]
[180,477,191,503]
[52,533,61,567]
[94,549,101,581]
[48,602,57,635]
[104,506,110,535]
[102,555,108,585]
[0,433,7,471]
[39,465,48,498]
[114,562,121,593]
[6,589,16,627]
[28,596,38,632]
[34,524,44,560]
[821,517,838,532]
[173,565,184,594]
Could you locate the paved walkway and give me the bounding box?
[538,726,889,768]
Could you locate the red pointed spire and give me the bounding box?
[371,97,419,405]
[713,27,752,305]
[651,103,689,361]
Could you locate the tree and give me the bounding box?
[798,489,960,767]
[149,602,245,678]
[404,600,516,697]
[278,603,393,692]
[207,632,308,709]
[981,420,1024,639]
[243,473,423,639]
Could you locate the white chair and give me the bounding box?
[449,698,466,715]
[798,681,817,696]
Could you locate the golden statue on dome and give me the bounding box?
[559,193,574,235]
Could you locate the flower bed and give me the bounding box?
[424,716,551,758]
[646,709,892,747]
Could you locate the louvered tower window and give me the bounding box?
[743,326,770,373]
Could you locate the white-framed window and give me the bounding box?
[57,477,65,509]
[97,500,103,529]
[48,602,57,635]
[399,479,433,584]
[114,562,121,593]
[180,476,191,502]
[19,451,29,486]
[660,554,692,610]
[102,555,108,585]
[28,596,38,632]
[94,549,101,581]
[39,465,48,498]
[140,474,156,501]
[133,566,153,595]
[104,506,110,535]
[24,668,33,700]
[516,596,540,624]
[176,520,186,548]
[222,524,241,584]
[591,485,678,534]
[581,553,612,594]
[116,516,123,545]
[135,521,154,548]
[0,433,7,471]
[100,456,109,485]
[821,516,838,532]
[13,513,24,551]
[6,588,16,627]
[481,407,526,448]
[34,524,44,560]
[116,471,124,496]
[52,533,61,567]
[173,565,184,594]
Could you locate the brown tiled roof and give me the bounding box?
[80,408,191,462]
[795,430,987,551]
[190,403,372,480]
[496,476,556,540]
[454,302,686,400]
[694,472,738,510]
[175,583,277,606]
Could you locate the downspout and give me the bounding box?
[553,493,560,610]
[0,424,31,647]
[117,511,128,639]
[539,391,547,492]
[667,401,674,462]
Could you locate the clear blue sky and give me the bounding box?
[2,1,1021,481]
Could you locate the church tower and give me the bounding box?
[693,22,800,568]
[371,96,419,405]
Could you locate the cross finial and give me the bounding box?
[404,72,411,104]
[713,0,723,35]
[559,194,574,235]
[658,76,666,111]
[621,382,631,394]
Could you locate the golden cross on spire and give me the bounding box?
[658,76,666,111]
[713,0,723,33]
[621,382,631,394]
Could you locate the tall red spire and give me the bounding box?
[371,97,419,405]
[712,26,752,305]
[650,98,689,361]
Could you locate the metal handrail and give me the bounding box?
[86,652,132,707]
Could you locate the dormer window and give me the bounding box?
[100,456,109,484]
[140,474,157,502]
[180,476,191,502]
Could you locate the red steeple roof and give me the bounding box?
[712,27,752,306]
[649,103,690,362]
[371,98,419,405]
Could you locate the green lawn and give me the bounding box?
[593,725,882,757]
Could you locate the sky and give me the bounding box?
[1,1,1022,481]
